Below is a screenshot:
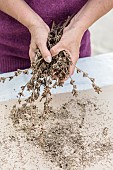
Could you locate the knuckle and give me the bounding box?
[29,50,34,58]
[29,44,36,52]
[37,41,45,49]
[29,49,32,56]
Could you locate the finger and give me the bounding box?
[69,63,75,76]
[38,42,52,63]
[69,50,79,76]
[29,42,37,63]
[50,43,64,57]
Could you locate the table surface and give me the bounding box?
[0,85,113,170]
[0,53,113,102]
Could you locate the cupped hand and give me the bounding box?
[28,21,52,63]
[50,20,84,77]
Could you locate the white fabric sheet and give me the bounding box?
[0,53,113,102]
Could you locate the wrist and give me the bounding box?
[70,16,88,35]
[23,11,49,32]
[26,15,44,30]
[28,19,50,37]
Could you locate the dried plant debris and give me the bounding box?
[10,98,113,170]
[1,16,103,169]
[0,16,101,114]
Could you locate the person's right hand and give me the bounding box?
[28,20,52,63]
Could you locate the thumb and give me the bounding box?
[50,43,63,57]
[38,43,52,63]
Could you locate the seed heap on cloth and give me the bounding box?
[10,99,113,170]
[0,16,102,113]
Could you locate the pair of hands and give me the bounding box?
[29,18,84,77]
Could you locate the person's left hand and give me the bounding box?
[50,20,84,77]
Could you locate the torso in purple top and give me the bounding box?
[0,0,91,73]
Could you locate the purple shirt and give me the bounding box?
[0,0,91,73]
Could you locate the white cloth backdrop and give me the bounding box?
[0,53,113,102]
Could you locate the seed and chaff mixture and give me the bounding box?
[1,16,113,170]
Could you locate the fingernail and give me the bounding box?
[45,56,52,63]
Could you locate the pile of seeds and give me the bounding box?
[10,98,113,170]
